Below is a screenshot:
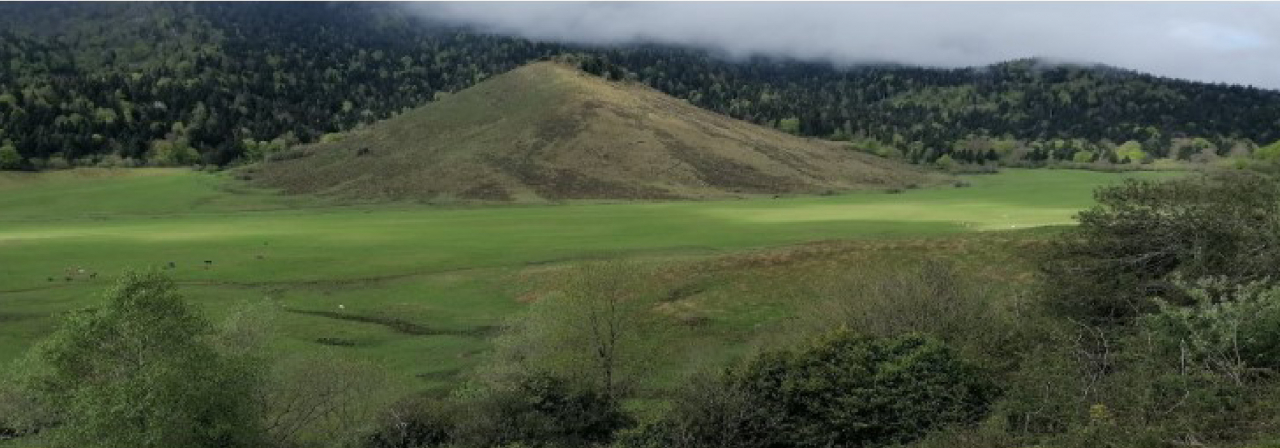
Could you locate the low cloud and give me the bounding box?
[407,2,1280,89]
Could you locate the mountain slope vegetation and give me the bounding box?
[1,3,1278,169]
[248,62,933,202]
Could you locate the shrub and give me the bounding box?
[261,354,401,448]
[634,332,996,448]
[1040,170,1280,323]
[0,366,55,439]
[1141,279,1280,382]
[94,153,126,168]
[0,142,21,170]
[482,260,664,403]
[453,372,631,448]
[45,155,70,170]
[363,397,456,448]
[264,147,309,162]
[804,259,1018,370]
[935,154,957,170]
[993,285,1280,447]
[615,371,766,448]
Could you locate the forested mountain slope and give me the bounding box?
[1,2,1277,169]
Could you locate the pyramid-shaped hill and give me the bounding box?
[247,62,938,202]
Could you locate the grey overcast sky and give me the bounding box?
[407,2,1280,90]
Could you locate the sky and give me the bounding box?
[407,2,1280,90]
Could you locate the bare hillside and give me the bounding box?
[247,62,938,202]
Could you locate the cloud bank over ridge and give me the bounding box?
[409,2,1280,89]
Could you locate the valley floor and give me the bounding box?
[0,168,1173,390]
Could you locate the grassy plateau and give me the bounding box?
[0,167,1172,391]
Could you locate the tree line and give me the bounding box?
[1,2,1279,170]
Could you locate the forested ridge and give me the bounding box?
[1,2,1278,170]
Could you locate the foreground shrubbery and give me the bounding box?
[0,272,402,448]
[987,280,1280,448]
[1041,169,1280,323]
[9,170,1280,448]
[621,332,996,448]
[985,169,1280,447]
[6,271,265,448]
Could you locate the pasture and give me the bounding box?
[0,168,1174,389]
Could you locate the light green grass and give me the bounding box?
[0,168,1176,389]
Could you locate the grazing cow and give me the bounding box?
[356,147,371,156]
[89,272,97,279]
[204,260,213,269]
[168,261,176,269]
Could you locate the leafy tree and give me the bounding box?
[1255,139,1280,161]
[147,136,200,166]
[1041,171,1280,323]
[1072,150,1095,163]
[1181,137,1214,161]
[1115,140,1146,164]
[934,153,957,170]
[13,271,265,448]
[0,141,19,169]
[484,261,663,402]
[777,117,801,135]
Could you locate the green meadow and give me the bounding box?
[0,168,1174,389]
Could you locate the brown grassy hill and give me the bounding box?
[246,62,938,202]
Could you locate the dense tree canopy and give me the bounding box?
[1,2,1278,169]
[12,271,264,448]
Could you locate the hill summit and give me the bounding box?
[247,62,933,202]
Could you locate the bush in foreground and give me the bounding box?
[12,271,265,448]
[624,331,996,448]
[1041,170,1280,323]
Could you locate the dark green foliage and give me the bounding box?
[12,270,265,448]
[737,332,996,447]
[0,3,566,166]
[0,142,20,169]
[615,372,768,448]
[1040,170,1280,323]
[1142,279,1280,379]
[0,3,1277,167]
[631,332,996,448]
[453,372,631,448]
[363,397,456,448]
[994,282,1280,447]
[0,368,55,440]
